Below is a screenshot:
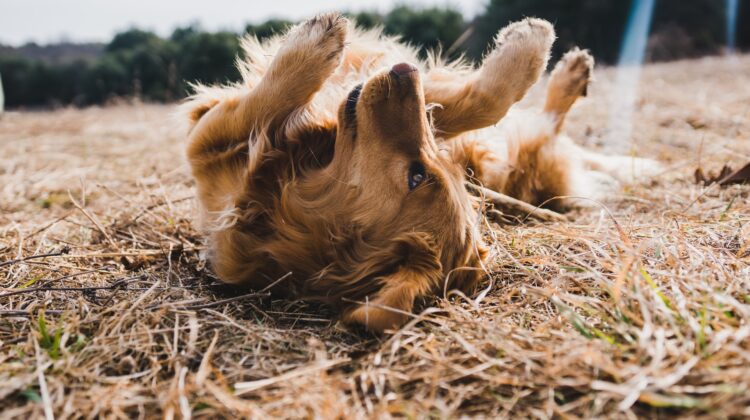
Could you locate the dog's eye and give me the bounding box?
[408,162,427,191]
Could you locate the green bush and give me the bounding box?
[384,6,465,56]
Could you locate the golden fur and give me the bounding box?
[184,13,658,332]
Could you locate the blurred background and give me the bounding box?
[0,0,747,109]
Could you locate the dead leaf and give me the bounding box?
[694,163,749,186]
[686,116,707,130]
[720,162,750,186]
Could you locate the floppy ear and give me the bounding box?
[341,234,443,332]
[342,268,439,332]
[342,240,488,332]
[444,243,489,295]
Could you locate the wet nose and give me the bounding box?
[390,62,418,76]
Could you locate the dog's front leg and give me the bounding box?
[187,13,347,160]
[250,12,348,128]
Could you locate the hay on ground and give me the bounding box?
[1,55,749,418]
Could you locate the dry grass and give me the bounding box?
[1,55,749,418]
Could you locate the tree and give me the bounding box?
[83,54,129,104]
[107,29,161,53]
[469,0,728,64]
[348,11,383,29]
[384,6,466,56]
[0,56,34,107]
[172,30,240,92]
[470,0,630,64]
[649,0,724,60]
[245,19,293,40]
[735,0,749,50]
[0,71,4,113]
[0,2,741,108]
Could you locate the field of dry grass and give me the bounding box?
[1,54,749,418]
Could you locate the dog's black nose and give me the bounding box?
[391,62,418,75]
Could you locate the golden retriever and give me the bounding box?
[184,13,657,332]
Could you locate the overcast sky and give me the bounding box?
[0,0,485,46]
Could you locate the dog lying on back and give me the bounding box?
[184,13,657,332]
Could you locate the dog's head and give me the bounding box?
[320,63,487,331]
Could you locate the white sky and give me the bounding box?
[0,0,485,46]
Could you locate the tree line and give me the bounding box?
[1,0,747,108]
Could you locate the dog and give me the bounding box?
[184,13,657,332]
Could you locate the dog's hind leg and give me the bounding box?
[543,49,662,183]
[474,49,594,209]
[424,18,555,139]
[543,48,594,134]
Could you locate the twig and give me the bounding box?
[183,292,271,310]
[51,247,204,259]
[148,273,290,311]
[485,208,520,225]
[0,309,64,317]
[466,183,568,223]
[0,250,68,268]
[130,196,194,224]
[34,338,54,420]
[68,190,119,249]
[24,210,74,239]
[37,265,115,287]
[101,180,193,228]
[259,272,293,293]
[234,358,351,395]
[0,274,145,298]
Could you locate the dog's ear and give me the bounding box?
[443,243,489,295]
[340,238,485,333]
[342,234,443,332]
[342,267,439,332]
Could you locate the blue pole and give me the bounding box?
[727,0,739,53]
[618,0,657,67]
[607,0,657,150]
[0,72,4,115]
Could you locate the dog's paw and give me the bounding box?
[549,47,595,98]
[283,12,348,70]
[481,18,556,100]
[494,18,556,56]
[342,303,407,333]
